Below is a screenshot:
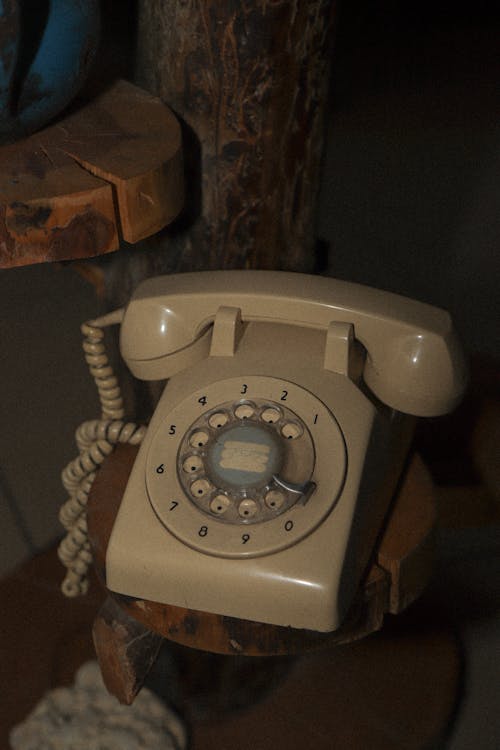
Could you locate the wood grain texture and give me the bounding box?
[63,81,184,244]
[0,80,183,268]
[133,0,337,273]
[0,154,118,267]
[87,444,436,657]
[377,454,437,615]
[92,596,163,705]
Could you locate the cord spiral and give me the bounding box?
[81,321,125,420]
[58,311,146,597]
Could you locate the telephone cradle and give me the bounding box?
[60,270,467,638]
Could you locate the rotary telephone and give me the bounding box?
[95,271,466,633]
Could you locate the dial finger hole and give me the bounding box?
[190,430,209,448]
[281,421,303,440]
[265,489,285,510]
[182,455,203,473]
[238,498,258,518]
[190,479,211,498]
[234,403,255,420]
[261,407,281,424]
[210,494,231,515]
[208,411,229,429]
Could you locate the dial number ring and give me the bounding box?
[146,376,346,558]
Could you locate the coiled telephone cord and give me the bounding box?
[58,311,146,597]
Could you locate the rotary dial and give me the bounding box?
[177,398,316,524]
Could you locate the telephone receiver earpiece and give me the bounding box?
[120,271,467,417]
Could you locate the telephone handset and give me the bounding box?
[104,271,467,632]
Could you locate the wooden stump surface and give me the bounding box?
[0,80,183,268]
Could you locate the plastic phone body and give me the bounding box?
[105,271,467,632]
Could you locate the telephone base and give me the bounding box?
[88,444,436,656]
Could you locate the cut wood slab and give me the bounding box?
[377,455,437,614]
[0,80,183,268]
[92,596,163,705]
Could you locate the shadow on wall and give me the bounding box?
[0,265,101,575]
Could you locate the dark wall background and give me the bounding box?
[319,0,499,359]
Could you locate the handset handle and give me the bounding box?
[120,270,467,416]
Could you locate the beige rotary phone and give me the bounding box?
[103,271,467,633]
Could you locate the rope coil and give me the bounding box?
[58,313,146,597]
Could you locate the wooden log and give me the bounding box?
[0,80,183,268]
[92,595,163,705]
[127,0,338,274]
[377,455,437,614]
[0,147,118,267]
[61,82,184,245]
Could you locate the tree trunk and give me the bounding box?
[131,0,336,276]
[94,0,337,445]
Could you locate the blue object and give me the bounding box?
[0,0,100,142]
